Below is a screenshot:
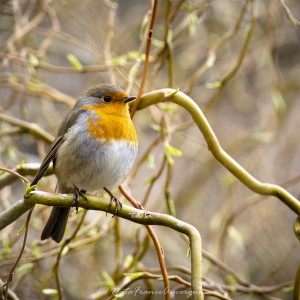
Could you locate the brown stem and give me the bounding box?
[130,0,158,118]
[119,184,171,300]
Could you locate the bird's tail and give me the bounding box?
[41,184,71,243]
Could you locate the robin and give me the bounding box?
[31,84,138,243]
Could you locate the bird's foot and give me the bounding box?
[104,187,122,217]
[72,185,88,213]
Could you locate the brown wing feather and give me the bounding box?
[30,105,83,187]
[30,136,64,186]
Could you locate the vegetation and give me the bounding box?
[0,0,300,299]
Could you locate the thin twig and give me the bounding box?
[130,0,158,118]
[119,184,171,300]
[204,0,256,112]
[185,0,251,94]
[3,54,122,73]
[0,113,54,143]
[130,134,161,181]
[0,162,53,190]
[164,161,175,216]
[0,167,30,184]
[280,0,300,27]
[142,156,167,206]
[2,208,34,300]
[103,0,117,84]
[53,210,87,300]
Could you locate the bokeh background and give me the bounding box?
[0,0,300,299]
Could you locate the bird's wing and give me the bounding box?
[30,106,83,186]
[30,136,64,186]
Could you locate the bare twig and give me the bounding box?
[103,0,117,83]
[185,0,251,94]
[119,184,171,300]
[0,163,53,190]
[142,156,167,207]
[295,257,300,300]
[3,54,122,73]
[130,0,158,118]
[53,210,87,300]
[280,0,300,27]
[2,208,34,300]
[0,167,30,185]
[0,113,54,143]
[204,0,257,112]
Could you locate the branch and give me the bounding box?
[204,0,256,112]
[137,89,300,214]
[295,259,300,300]
[2,208,33,299]
[130,0,158,118]
[17,191,203,300]
[4,54,122,74]
[119,185,171,300]
[0,279,20,300]
[0,77,75,107]
[186,0,252,94]
[280,0,300,28]
[0,199,34,230]
[0,113,54,144]
[0,163,53,189]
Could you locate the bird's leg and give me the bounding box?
[104,187,122,217]
[72,185,88,213]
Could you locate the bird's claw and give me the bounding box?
[72,185,88,213]
[104,188,122,217]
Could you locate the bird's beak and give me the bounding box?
[123,96,136,103]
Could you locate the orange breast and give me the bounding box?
[84,103,137,144]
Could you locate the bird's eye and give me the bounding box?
[103,95,111,102]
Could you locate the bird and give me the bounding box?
[30,84,138,243]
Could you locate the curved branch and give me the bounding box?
[20,191,202,300]
[137,89,300,214]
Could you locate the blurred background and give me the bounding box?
[0,0,300,299]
